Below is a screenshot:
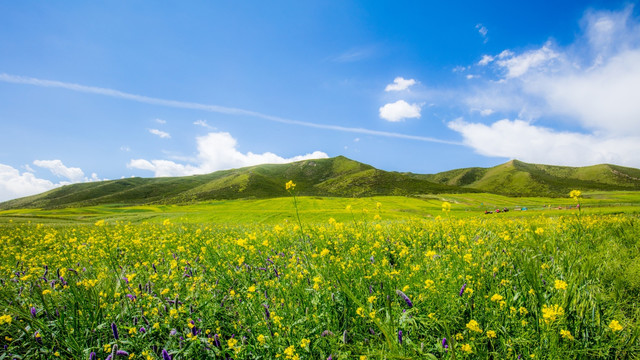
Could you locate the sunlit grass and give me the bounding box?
[1,200,639,358]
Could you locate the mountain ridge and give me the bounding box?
[2,156,640,210]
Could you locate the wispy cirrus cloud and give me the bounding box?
[149,128,171,139]
[0,73,458,145]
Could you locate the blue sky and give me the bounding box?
[2,1,640,201]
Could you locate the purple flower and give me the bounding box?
[116,350,129,357]
[162,349,172,360]
[442,337,447,347]
[459,283,467,296]
[111,322,119,340]
[398,330,403,345]
[396,290,413,308]
[30,307,37,317]
[139,327,146,333]
[263,304,270,320]
[89,352,96,360]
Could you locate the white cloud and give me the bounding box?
[0,164,59,202]
[154,118,166,124]
[331,46,377,63]
[379,100,422,122]
[385,77,417,92]
[480,109,494,116]
[495,42,561,78]
[448,118,640,167]
[478,55,494,66]
[527,49,640,135]
[476,24,488,43]
[128,132,329,177]
[33,159,85,182]
[453,6,640,167]
[149,129,171,139]
[0,73,454,144]
[194,119,214,129]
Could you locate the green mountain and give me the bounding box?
[418,160,640,196]
[0,156,468,210]
[3,157,640,210]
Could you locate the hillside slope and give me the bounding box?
[0,156,468,209]
[420,160,640,196]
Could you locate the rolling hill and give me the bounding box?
[0,156,468,210]
[416,159,640,196]
[2,157,640,210]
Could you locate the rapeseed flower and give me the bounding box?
[466,319,482,333]
[609,320,623,332]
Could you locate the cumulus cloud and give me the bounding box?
[385,77,417,92]
[527,49,640,135]
[128,132,329,177]
[154,118,166,124]
[149,129,171,138]
[0,160,100,202]
[0,164,58,202]
[450,7,640,166]
[33,159,85,182]
[379,100,422,122]
[448,118,640,167]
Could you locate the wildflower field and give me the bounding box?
[1,195,640,359]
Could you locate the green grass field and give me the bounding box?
[1,191,640,359]
[2,191,640,225]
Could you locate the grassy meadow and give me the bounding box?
[1,190,640,359]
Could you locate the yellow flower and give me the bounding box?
[466,319,482,333]
[0,314,12,325]
[541,304,564,324]
[460,343,472,353]
[569,189,582,200]
[257,334,266,344]
[228,337,238,349]
[609,320,623,332]
[300,338,310,348]
[360,356,368,360]
[284,345,296,358]
[519,307,529,315]
[535,227,544,235]
[356,307,365,317]
[248,285,256,293]
[367,295,377,303]
[490,294,503,302]
[285,180,296,191]
[560,329,574,341]
[486,330,497,339]
[554,280,568,290]
[442,201,452,212]
[424,279,434,290]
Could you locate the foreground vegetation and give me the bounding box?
[1,193,640,359]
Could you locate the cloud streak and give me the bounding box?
[0,73,461,146]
